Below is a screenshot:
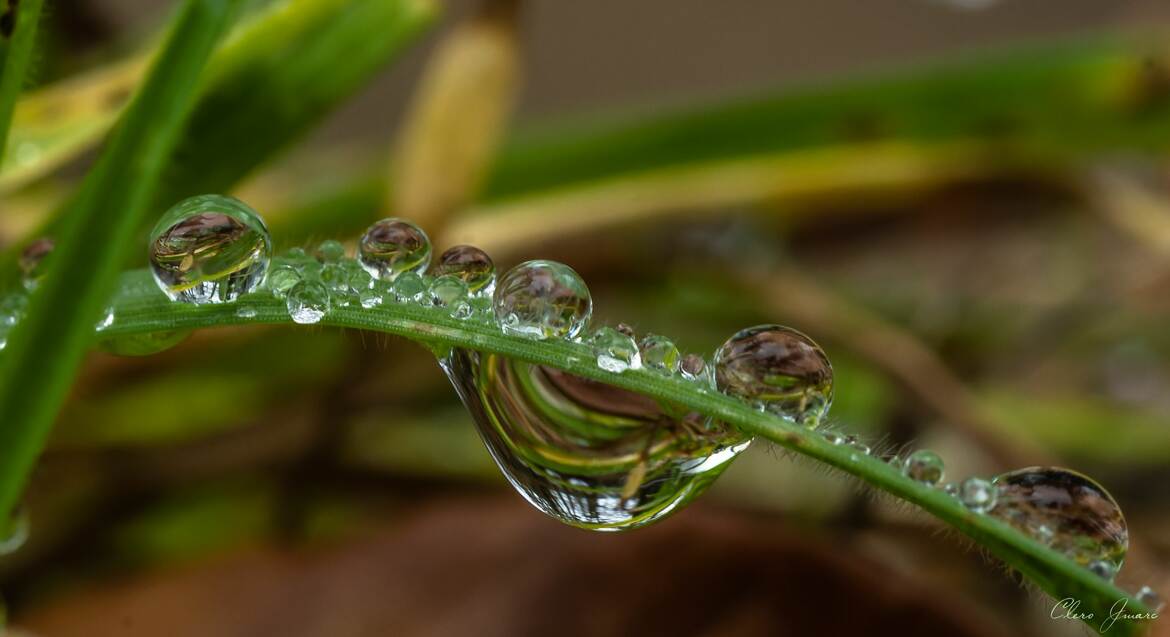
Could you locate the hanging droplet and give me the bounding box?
[440,349,751,531]
[1136,586,1164,612]
[990,467,1127,571]
[435,245,495,296]
[18,238,53,290]
[679,354,707,382]
[639,334,680,374]
[100,330,190,356]
[590,326,641,373]
[266,263,301,299]
[315,239,347,263]
[286,280,330,324]
[430,274,470,312]
[902,449,945,486]
[713,324,833,427]
[358,218,431,281]
[0,507,29,556]
[959,477,997,513]
[394,271,427,303]
[493,260,592,340]
[148,195,272,304]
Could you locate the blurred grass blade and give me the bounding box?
[392,0,520,233]
[0,0,241,532]
[0,0,44,166]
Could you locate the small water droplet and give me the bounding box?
[822,431,845,445]
[943,482,960,497]
[959,477,997,513]
[493,260,592,340]
[1136,586,1164,612]
[18,238,53,291]
[615,323,636,338]
[320,263,352,302]
[638,334,680,374]
[441,349,751,530]
[265,264,301,299]
[100,330,190,356]
[148,195,272,304]
[902,449,945,486]
[430,274,470,312]
[713,324,833,428]
[393,271,427,303]
[94,307,115,331]
[590,326,641,373]
[679,354,707,382]
[0,507,29,556]
[843,435,870,455]
[435,245,495,296]
[359,218,431,281]
[286,279,330,324]
[1088,559,1117,581]
[0,294,28,327]
[359,286,384,309]
[314,239,347,263]
[990,467,1127,571]
[236,305,258,319]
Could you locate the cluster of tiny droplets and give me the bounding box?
[1,196,1154,601]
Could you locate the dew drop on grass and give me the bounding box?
[679,354,707,382]
[1136,586,1164,612]
[286,279,330,324]
[148,195,272,304]
[1088,559,1117,581]
[435,245,495,296]
[713,324,833,428]
[590,326,641,373]
[100,330,190,356]
[440,349,751,530]
[18,238,53,291]
[265,263,301,299]
[639,334,680,374]
[493,260,592,340]
[95,307,115,331]
[902,449,945,486]
[358,218,431,281]
[0,507,29,556]
[236,305,258,319]
[394,271,427,303]
[843,435,870,455]
[314,239,347,263]
[430,274,470,312]
[959,477,997,513]
[990,467,1128,572]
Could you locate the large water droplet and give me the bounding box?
[713,325,833,427]
[100,330,190,356]
[148,195,272,304]
[493,260,592,340]
[358,218,431,281]
[441,350,750,530]
[902,449,945,486]
[590,326,641,373]
[990,467,1127,571]
[639,334,680,374]
[18,238,53,291]
[435,245,495,296]
[286,279,330,324]
[959,477,997,513]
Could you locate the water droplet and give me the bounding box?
[148,195,272,304]
[493,260,592,340]
[320,263,351,301]
[347,264,374,292]
[430,274,470,312]
[943,482,960,497]
[0,507,29,556]
[393,271,427,303]
[441,349,751,530]
[435,245,495,296]
[639,334,680,374]
[286,280,330,324]
[236,305,258,319]
[265,264,301,299]
[314,239,347,263]
[1136,586,1164,612]
[1088,559,1117,581]
[18,238,53,290]
[959,477,997,513]
[679,354,707,382]
[616,323,636,338]
[0,294,28,327]
[358,218,431,281]
[822,431,845,445]
[359,286,385,309]
[713,324,833,428]
[95,307,115,331]
[100,330,190,356]
[990,467,1127,570]
[843,435,870,455]
[902,449,945,486]
[590,326,641,373]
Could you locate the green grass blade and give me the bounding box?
[0,0,44,166]
[0,0,241,534]
[86,268,1156,637]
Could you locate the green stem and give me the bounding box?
[91,268,1154,637]
[0,0,44,166]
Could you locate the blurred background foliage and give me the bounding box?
[2,0,1170,635]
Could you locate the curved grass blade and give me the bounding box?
[0,0,242,536]
[0,0,44,166]
[85,268,1156,637]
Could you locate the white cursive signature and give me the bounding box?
[1051,597,1159,633]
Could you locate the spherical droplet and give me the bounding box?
[639,334,680,374]
[959,477,997,514]
[616,323,636,338]
[1136,586,1164,612]
[902,449,945,486]
[435,245,495,296]
[430,274,470,310]
[358,218,431,281]
[1088,559,1117,581]
[315,239,347,263]
[590,326,641,373]
[148,195,272,304]
[679,354,707,382]
[100,330,190,356]
[394,271,427,303]
[18,238,53,290]
[236,305,258,319]
[713,324,833,427]
[286,279,330,324]
[990,467,1127,570]
[822,431,845,445]
[493,260,592,340]
[266,264,301,299]
[843,435,870,455]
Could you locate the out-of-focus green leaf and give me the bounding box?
[0,0,44,167]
